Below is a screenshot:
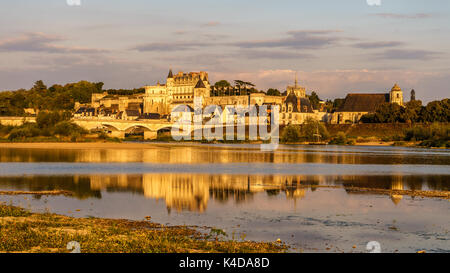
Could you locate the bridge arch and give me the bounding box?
[124,125,152,134]
[156,126,172,133]
[101,124,121,132]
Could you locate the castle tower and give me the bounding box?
[410,89,416,101]
[193,78,209,99]
[287,73,306,98]
[389,83,403,106]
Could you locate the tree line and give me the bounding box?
[361,99,450,123]
[1,111,87,141]
[0,80,144,116]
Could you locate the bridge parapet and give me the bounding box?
[0,117,36,126]
[72,118,173,140]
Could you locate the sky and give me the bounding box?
[0,0,449,102]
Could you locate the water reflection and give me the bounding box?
[0,174,448,212]
[1,144,449,165]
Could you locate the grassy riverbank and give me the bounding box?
[0,203,287,253]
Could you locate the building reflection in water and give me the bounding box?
[2,145,448,165]
[390,177,404,205]
[0,174,448,212]
[89,174,311,212]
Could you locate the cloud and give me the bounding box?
[374,49,441,60]
[173,30,188,35]
[0,55,163,90]
[211,69,442,101]
[132,30,341,53]
[240,49,314,60]
[353,41,405,49]
[0,32,108,54]
[233,30,342,50]
[202,21,221,27]
[372,13,433,19]
[132,41,211,52]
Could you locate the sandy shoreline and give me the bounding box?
[0,141,398,150]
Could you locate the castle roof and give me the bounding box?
[284,93,314,113]
[194,78,206,88]
[168,69,173,78]
[338,93,389,112]
[285,92,299,112]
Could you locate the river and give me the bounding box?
[0,143,449,253]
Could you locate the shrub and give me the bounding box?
[404,123,449,147]
[281,125,302,142]
[404,126,430,141]
[36,111,66,129]
[330,131,347,145]
[302,118,330,141]
[8,127,38,140]
[346,138,356,145]
[53,121,86,136]
[98,131,108,139]
[0,124,14,136]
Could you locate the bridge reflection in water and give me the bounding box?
[0,174,448,213]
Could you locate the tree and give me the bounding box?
[421,99,450,122]
[302,118,330,141]
[234,80,255,88]
[214,80,231,89]
[404,100,423,123]
[32,80,47,93]
[373,103,405,123]
[36,111,65,129]
[308,92,321,110]
[95,82,104,93]
[266,88,281,96]
[332,98,345,112]
[281,125,302,142]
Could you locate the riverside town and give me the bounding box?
[0,1,449,270]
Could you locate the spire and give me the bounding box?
[294,72,298,87]
[194,78,206,89]
[167,69,173,79]
[411,89,416,101]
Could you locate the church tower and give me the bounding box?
[287,73,306,98]
[389,83,403,106]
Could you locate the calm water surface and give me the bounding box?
[0,143,449,253]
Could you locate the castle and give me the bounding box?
[77,69,408,125]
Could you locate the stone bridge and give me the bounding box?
[0,116,36,126]
[0,117,175,140]
[72,118,174,139]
